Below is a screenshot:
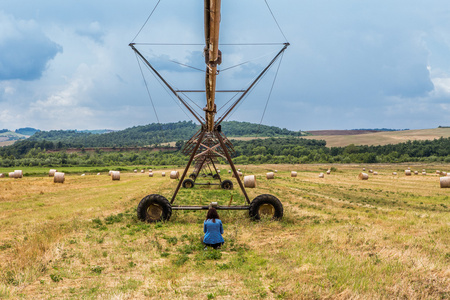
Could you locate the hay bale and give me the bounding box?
[111,171,120,181]
[149,169,152,172]
[326,170,331,175]
[319,173,324,178]
[97,173,101,175]
[49,169,57,177]
[14,170,23,178]
[440,177,450,188]
[422,172,426,175]
[414,171,419,175]
[442,171,447,176]
[266,172,275,179]
[436,170,440,174]
[170,171,179,179]
[358,173,369,180]
[369,170,373,173]
[161,172,166,177]
[238,169,241,172]
[405,170,412,176]
[232,171,243,178]
[0,173,4,178]
[407,167,411,170]
[141,170,144,173]
[109,170,113,176]
[228,170,231,173]
[274,170,278,173]
[291,171,297,177]
[8,172,15,178]
[392,172,397,175]
[363,168,366,171]
[54,172,65,183]
[373,171,378,175]
[217,170,221,173]
[148,172,153,177]
[244,175,256,188]
[81,174,85,176]
[422,169,426,172]
[134,169,137,173]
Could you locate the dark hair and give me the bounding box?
[206,207,220,223]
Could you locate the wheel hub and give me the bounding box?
[258,203,275,216]
[147,204,162,220]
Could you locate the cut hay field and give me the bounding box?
[0,164,449,299]
[302,128,450,147]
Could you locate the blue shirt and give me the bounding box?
[203,219,224,244]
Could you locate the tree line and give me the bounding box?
[1,136,450,168]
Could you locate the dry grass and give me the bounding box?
[301,128,450,147]
[0,164,449,299]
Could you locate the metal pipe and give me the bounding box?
[172,205,249,210]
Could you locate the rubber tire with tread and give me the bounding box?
[249,194,283,220]
[182,178,195,188]
[220,179,233,190]
[137,194,172,223]
[189,173,197,180]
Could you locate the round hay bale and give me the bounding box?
[232,171,243,178]
[141,170,144,173]
[161,172,166,177]
[369,170,373,173]
[170,171,179,179]
[243,175,256,188]
[436,170,440,174]
[291,171,297,177]
[266,172,275,179]
[228,170,231,173]
[81,174,85,176]
[319,173,324,178]
[358,173,369,180]
[407,167,411,170]
[149,169,152,172]
[422,172,426,175]
[422,169,426,172]
[134,169,137,173]
[274,170,278,173]
[14,170,23,178]
[363,168,366,171]
[442,171,447,176]
[238,169,241,172]
[440,177,450,188]
[8,172,15,178]
[54,172,65,183]
[49,169,57,177]
[414,171,419,175]
[392,172,397,175]
[97,173,101,175]
[217,170,221,173]
[326,170,331,175]
[405,170,412,176]
[109,170,113,176]
[111,171,120,181]
[0,173,4,178]
[373,171,378,175]
[148,172,153,177]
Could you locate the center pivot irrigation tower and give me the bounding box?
[130,0,289,222]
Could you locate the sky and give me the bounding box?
[1,0,450,132]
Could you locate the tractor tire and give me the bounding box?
[189,173,197,180]
[137,194,172,223]
[182,178,195,188]
[220,180,233,190]
[249,194,283,220]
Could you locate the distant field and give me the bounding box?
[302,128,450,147]
[0,141,15,147]
[0,164,449,298]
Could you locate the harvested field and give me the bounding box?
[302,128,450,147]
[0,164,449,299]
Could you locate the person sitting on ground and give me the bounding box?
[203,207,224,249]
